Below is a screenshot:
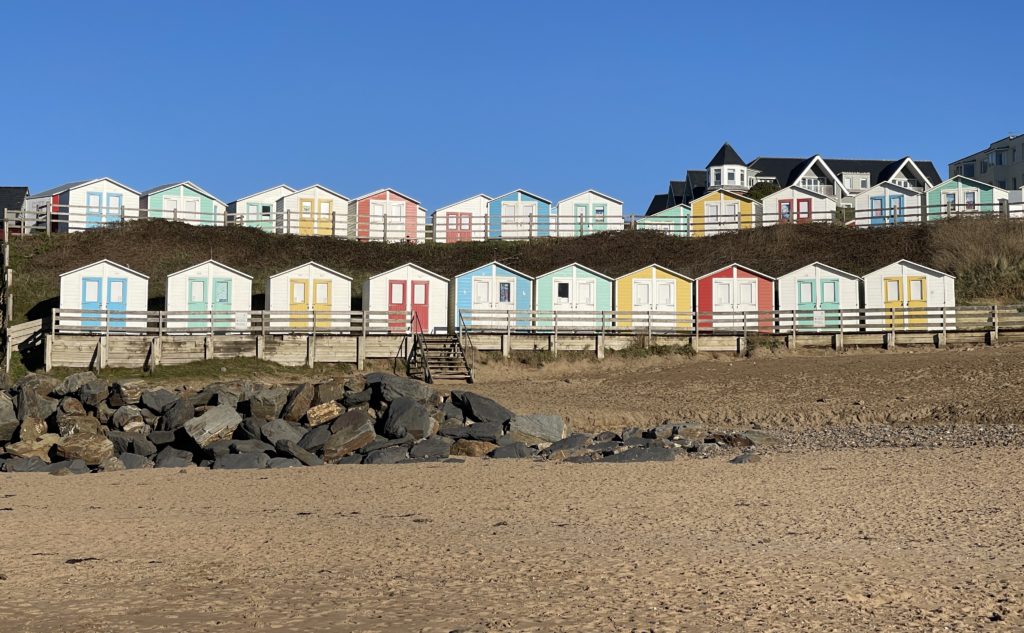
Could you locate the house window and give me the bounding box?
[798,283,813,303]
[738,281,754,305]
[727,170,736,184]
[498,282,512,303]
[713,169,722,186]
[845,177,853,189]
[962,162,975,177]
[981,160,989,174]
[860,178,868,189]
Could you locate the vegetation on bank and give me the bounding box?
[8,217,1024,324]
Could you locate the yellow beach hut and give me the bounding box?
[614,264,693,331]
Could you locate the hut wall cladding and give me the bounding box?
[614,265,693,328]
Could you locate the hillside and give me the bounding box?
[8,218,1024,324]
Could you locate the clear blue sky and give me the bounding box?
[2,0,1021,213]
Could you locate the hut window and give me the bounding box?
[109,281,124,303]
[634,281,651,306]
[84,280,100,303]
[909,279,924,301]
[498,282,512,303]
[799,282,813,304]
[474,280,489,303]
[292,283,305,303]
[964,191,977,211]
[315,282,329,304]
[412,283,426,304]
[593,205,606,224]
[556,282,570,303]
[190,281,205,302]
[714,281,730,306]
[390,283,404,304]
[822,281,837,304]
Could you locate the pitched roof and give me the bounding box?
[556,189,623,206]
[169,259,252,280]
[351,188,422,206]
[141,181,225,204]
[0,186,29,211]
[706,143,745,168]
[868,259,954,279]
[778,261,860,281]
[538,262,613,281]
[750,156,941,189]
[289,184,350,201]
[269,261,352,281]
[229,184,295,205]
[367,262,448,282]
[29,177,141,198]
[433,193,493,216]
[615,264,693,282]
[59,259,149,279]
[696,262,775,281]
[491,189,552,205]
[645,194,670,215]
[457,260,534,280]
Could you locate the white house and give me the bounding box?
[278,185,350,237]
[862,259,955,331]
[552,190,625,237]
[58,259,149,331]
[361,263,449,333]
[227,185,294,232]
[760,186,836,226]
[166,260,253,332]
[23,178,141,233]
[432,194,491,243]
[776,262,860,332]
[266,262,353,331]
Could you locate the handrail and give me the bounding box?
[458,309,477,372]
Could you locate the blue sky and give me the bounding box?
[2,0,1021,213]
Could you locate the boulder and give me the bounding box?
[58,396,87,417]
[465,421,504,443]
[202,439,235,459]
[363,445,409,464]
[230,439,276,455]
[97,456,126,472]
[450,391,514,425]
[141,389,177,414]
[94,401,117,425]
[409,436,453,460]
[48,459,90,475]
[110,380,145,407]
[55,432,114,465]
[737,430,777,447]
[592,431,621,443]
[365,373,437,405]
[2,456,53,472]
[439,423,472,439]
[357,434,415,454]
[120,452,152,469]
[440,399,465,422]
[0,394,19,442]
[111,405,147,433]
[0,418,18,444]
[106,430,145,455]
[261,418,305,447]
[312,380,347,406]
[213,452,269,470]
[601,447,675,463]
[154,446,194,468]
[54,371,97,397]
[489,442,537,459]
[238,417,269,441]
[334,453,365,464]
[643,424,676,440]
[130,435,157,457]
[382,397,436,440]
[17,417,48,442]
[450,439,499,457]
[79,379,110,408]
[249,386,289,419]
[542,434,595,460]
[268,457,303,469]
[160,398,196,432]
[202,383,241,409]
[146,430,176,446]
[275,440,323,466]
[16,388,57,423]
[620,427,644,441]
[281,383,315,423]
[298,425,332,452]
[183,405,243,448]
[341,387,373,408]
[4,433,59,462]
[507,414,566,445]
[306,401,344,428]
[323,415,376,461]
[56,415,103,438]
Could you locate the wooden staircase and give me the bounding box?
[408,333,474,383]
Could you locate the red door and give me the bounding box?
[411,280,429,333]
[447,212,472,242]
[796,198,812,223]
[388,280,406,332]
[778,199,793,223]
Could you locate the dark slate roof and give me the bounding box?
[0,186,29,211]
[140,182,181,196]
[750,156,943,188]
[684,170,707,203]
[916,161,942,185]
[706,143,745,168]
[646,194,670,215]
[29,180,90,199]
[746,157,808,187]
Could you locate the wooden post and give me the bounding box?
[646,310,653,347]
[308,314,317,368]
[551,312,558,357]
[99,336,108,369]
[988,304,999,346]
[204,335,212,360]
[44,334,53,371]
[383,213,388,243]
[356,334,365,371]
[46,205,52,235]
[790,309,797,348]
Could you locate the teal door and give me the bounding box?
[819,279,840,327]
[86,192,103,228]
[796,279,816,328]
[212,278,232,328]
[82,277,103,327]
[107,278,127,328]
[188,278,208,329]
[200,199,215,226]
[248,202,274,231]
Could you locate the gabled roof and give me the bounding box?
[876,157,934,188]
[930,175,1006,192]
[288,184,350,201]
[749,156,942,190]
[491,188,552,205]
[141,181,225,205]
[229,184,295,205]
[766,184,833,199]
[0,186,29,211]
[615,264,693,282]
[696,262,775,281]
[690,189,758,205]
[432,193,493,216]
[641,202,690,219]
[168,259,252,280]
[867,259,954,279]
[351,188,421,206]
[777,261,860,281]
[645,193,670,215]
[555,189,623,206]
[537,262,613,281]
[706,143,745,168]
[788,155,849,196]
[60,258,149,279]
[857,181,919,196]
[269,261,352,281]
[30,177,140,198]
[457,260,534,280]
[367,262,448,282]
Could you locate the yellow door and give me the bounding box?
[298,199,314,235]
[289,279,309,328]
[906,276,927,328]
[312,279,332,328]
[883,276,903,329]
[316,199,333,236]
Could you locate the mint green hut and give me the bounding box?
[636,203,692,236]
[534,263,613,329]
[925,176,1009,221]
[141,181,226,227]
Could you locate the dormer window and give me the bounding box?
[713,169,722,186]
[860,178,868,189]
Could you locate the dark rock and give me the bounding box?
[94,401,117,425]
[160,398,196,432]
[593,431,621,442]
[323,414,376,460]
[643,424,676,440]
[55,433,115,465]
[313,380,347,406]
[54,372,97,397]
[238,416,269,441]
[48,459,90,476]
[305,401,343,428]
[601,447,675,463]
[120,453,152,469]
[275,440,323,466]
[489,442,537,459]
[203,383,241,409]
[229,439,276,454]
[620,427,643,441]
[202,439,235,459]
[183,405,243,448]
[507,414,566,445]
[268,457,303,469]
[357,434,415,454]
[16,388,57,423]
[730,453,761,464]
[79,379,110,408]
[110,380,145,407]
[58,396,87,416]
[465,421,503,443]
[333,453,364,464]
[154,446,194,468]
[0,394,18,442]
[213,452,269,470]
[623,437,673,449]
[409,436,453,459]
[450,391,514,425]
[341,387,372,408]
[365,372,437,405]
[106,430,145,455]
[564,453,603,464]
[281,383,315,423]
[542,434,594,460]
[450,438,499,457]
[141,389,177,414]
[590,441,626,455]
[382,397,436,440]
[261,418,305,447]
[130,436,157,457]
[440,399,464,422]
[439,423,471,439]
[2,456,53,472]
[249,386,289,419]
[198,459,214,468]
[298,425,331,452]
[362,445,409,464]
[147,430,176,446]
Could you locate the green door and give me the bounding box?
[819,279,840,328]
[212,278,232,328]
[796,279,816,328]
[187,278,208,329]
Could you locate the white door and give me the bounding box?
[655,280,675,310]
[736,280,757,327]
[500,202,518,239]
[387,201,405,242]
[183,198,200,224]
[713,279,733,329]
[724,202,740,231]
[369,201,386,240]
[633,280,653,312]
[705,203,720,234]
[520,202,537,238]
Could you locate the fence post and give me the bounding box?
[789,309,797,349]
[383,213,388,243]
[551,312,558,357]
[46,205,52,235]
[990,304,999,346]
[647,310,653,346]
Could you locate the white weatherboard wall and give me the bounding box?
[66,179,141,232]
[433,194,490,243]
[166,261,253,331]
[231,185,294,229]
[760,187,835,226]
[58,260,149,329]
[362,264,449,333]
[862,260,955,331]
[266,262,353,329]
[278,186,350,237]
[851,183,922,226]
[777,263,860,331]
[553,190,625,236]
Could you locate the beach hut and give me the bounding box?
[453,261,533,330]
[141,181,226,226]
[348,188,427,243]
[636,203,692,237]
[862,260,955,331]
[362,263,448,333]
[23,178,141,233]
[227,185,294,232]
[266,262,352,331]
[487,189,552,239]
[851,182,922,226]
[278,185,349,237]
[534,263,613,329]
[166,260,253,331]
[614,265,693,331]
[925,176,1010,221]
[433,194,491,243]
[688,190,760,237]
[776,262,860,331]
[695,264,775,332]
[760,186,836,226]
[58,259,148,331]
[552,190,625,237]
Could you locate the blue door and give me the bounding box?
[107,278,127,328]
[82,277,103,328]
[870,196,886,226]
[106,193,123,224]
[212,278,232,328]
[889,195,904,224]
[86,192,103,228]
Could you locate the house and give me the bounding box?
[862,260,955,332]
[534,263,613,328]
[453,262,533,330]
[614,264,693,331]
[266,262,352,331]
[58,259,148,331]
[776,262,860,331]
[22,178,140,233]
[760,186,836,226]
[688,190,760,237]
[695,264,775,332]
[636,203,692,236]
[851,182,923,226]
[925,176,1010,221]
[552,190,625,237]
[948,134,1024,190]
[348,188,426,243]
[166,260,253,331]
[487,189,552,239]
[227,185,294,232]
[432,194,491,243]
[0,186,29,230]
[361,263,448,333]
[141,181,226,227]
[278,185,349,237]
